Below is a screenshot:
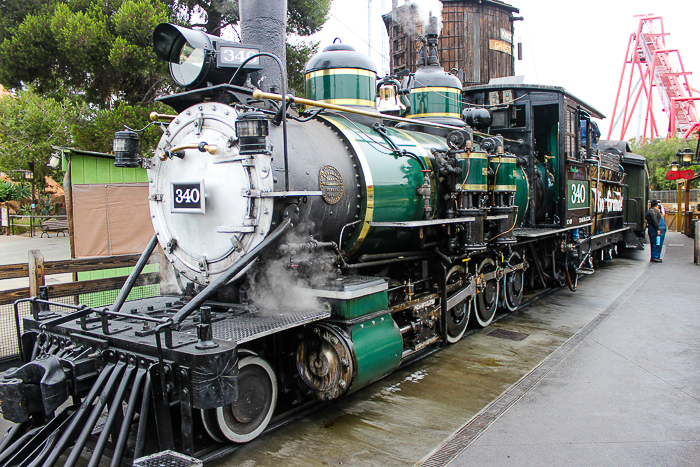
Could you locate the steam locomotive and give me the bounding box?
[0,12,647,467]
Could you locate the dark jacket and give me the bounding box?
[645,207,661,230]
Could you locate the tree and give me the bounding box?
[287,41,319,97]
[0,0,330,159]
[630,137,700,191]
[72,102,172,155]
[0,0,170,108]
[0,90,79,190]
[0,0,330,106]
[171,0,331,37]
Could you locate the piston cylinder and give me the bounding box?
[458,208,486,251]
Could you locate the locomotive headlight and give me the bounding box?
[154,23,213,88]
[153,23,262,89]
[113,130,141,168]
[236,111,269,154]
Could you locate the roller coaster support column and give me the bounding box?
[695,221,700,264]
[685,181,691,235]
[677,182,682,232]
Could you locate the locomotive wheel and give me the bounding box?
[503,252,524,311]
[216,356,278,443]
[445,266,470,344]
[202,409,227,443]
[473,258,499,327]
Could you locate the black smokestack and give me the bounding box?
[239,0,287,93]
[416,13,440,68]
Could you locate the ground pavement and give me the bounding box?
[0,234,71,290]
[423,231,700,467]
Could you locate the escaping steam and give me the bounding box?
[391,0,444,38]
[242,235,338,315]
[413,0,443,36]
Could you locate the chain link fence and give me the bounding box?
[0,256,161,362]
[651,189,700,204]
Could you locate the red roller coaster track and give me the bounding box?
[608,15,700,141]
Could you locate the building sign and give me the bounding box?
[567,180,589,210]
[489,39,513,56]
[500,28,513,44]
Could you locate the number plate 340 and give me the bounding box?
[171,181,205,214]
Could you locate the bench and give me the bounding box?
[39,219,68,238]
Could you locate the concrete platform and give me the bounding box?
[424,232,700,467]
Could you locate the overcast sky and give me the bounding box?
[308,0,700,141]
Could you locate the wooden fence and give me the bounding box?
[0,251,160,361]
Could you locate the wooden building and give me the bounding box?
[383,0,520,86]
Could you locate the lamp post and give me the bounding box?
[667,148,698,233]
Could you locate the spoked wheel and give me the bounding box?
[445,266,471,343]
[503,252,524,311]
[473,258,499,327]
[216,355,278,443]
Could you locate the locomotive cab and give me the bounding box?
[464,86,626,230]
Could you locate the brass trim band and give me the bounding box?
[410,87,462,94]
[317,98,377,107]
[407,112,463,119]
[305,68,377,79]
[457,184,488,191]
[456,153,487,160]
[323,117,375,257]
[493,185,517,191]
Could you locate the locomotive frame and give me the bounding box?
[0,16,648,467]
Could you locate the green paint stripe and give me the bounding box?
[305,74,376,103]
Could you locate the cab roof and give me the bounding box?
[464,83,605,119]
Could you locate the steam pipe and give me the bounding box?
[88,365,136,467]
[344,254,432,269]
[358,250,429,262]
[172,218,292,324]
[251,90,523,143]
[44,363,117,467]
[63,362,128,467]
[110,233,159,314]
[133,372,152,460]
[110,367,147,467]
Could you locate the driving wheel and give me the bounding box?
[503,252,524,311]
[216,355,277,443]
[473,258,499,327]
[445,266,471,343]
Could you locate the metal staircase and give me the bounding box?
[608,15,700,140]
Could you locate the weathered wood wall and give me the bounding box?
[385,0,517,86]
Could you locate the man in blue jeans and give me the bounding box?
[645,200,666,262]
